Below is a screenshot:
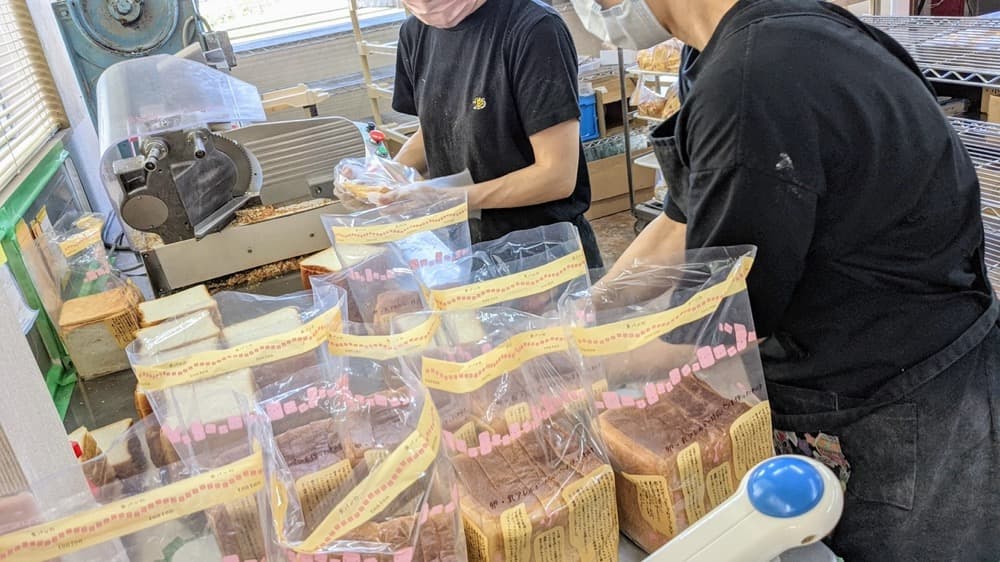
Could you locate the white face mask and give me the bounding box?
[570,0,673,51]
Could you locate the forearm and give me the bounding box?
[393,127,428,175]
[465,162,574,210]
[602,214,687,281]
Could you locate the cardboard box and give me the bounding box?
[585,149,657,220]
[600,50,637,67]
[589,73,637,105]
[982,88,1000,123]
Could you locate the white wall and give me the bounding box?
[0,286,93,525]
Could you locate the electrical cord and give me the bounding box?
[182,14,214,47]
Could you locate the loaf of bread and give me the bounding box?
[266,385,465,562]
[373,290,425,335]
[637,85,680,120]
[206,495,267,561]
[134,337,222,419]
[59,285,141,379]
[222,307,321,390]
[145,418,180,469]
[453,419,618,562]
[158,369,257,455]
[300,248,342,289]
[191,373,267,561]
[134,309,220,355]
[81,418,145,486]
[222,307,301,345]
[341,500,463,562]
[302,245,387,324]
[138,285,216,328]
[598,374,765,552]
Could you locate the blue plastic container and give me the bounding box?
[579,93,600,142]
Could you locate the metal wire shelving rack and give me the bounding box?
[950,117,1000,289]
[863,16,1000,86]
[861,16,1000,289]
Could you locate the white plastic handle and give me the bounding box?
[647,455,844,562]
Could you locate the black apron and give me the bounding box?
[649,3,1000,559]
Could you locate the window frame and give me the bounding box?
[0,0,67,195]
[211,7,408,53]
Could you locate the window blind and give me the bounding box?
[0,1,66,191]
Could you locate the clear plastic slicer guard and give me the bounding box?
[95,55,267,245]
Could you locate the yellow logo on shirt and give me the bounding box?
[472,97,487,110]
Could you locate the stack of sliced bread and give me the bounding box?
[59,284,143,379]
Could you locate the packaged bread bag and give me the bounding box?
[333,138,470,206]
[126,283,347,560]
[0,418,265,562]
[321,190,471,332]
[256,313,465,562]
[397,308,620,562]
[47,212,115,299]
[420,222,590,318]
[560,246,775,552]
[632,83,681,121]
[636,38,683,73]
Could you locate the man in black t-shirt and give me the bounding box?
[571,0,999,559]
[391,0,603,268]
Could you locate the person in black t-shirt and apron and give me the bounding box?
[390,0,603,269]
[570,0,1000,559]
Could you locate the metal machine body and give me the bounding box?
[53,0,235,123]
[114,128,262,243]
[97,54,370,297]
[137,116,370,296]
[115,121,365,295]
[140,203,335,296]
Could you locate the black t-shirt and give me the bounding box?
[658,0,994,397]
[393,0,593,244]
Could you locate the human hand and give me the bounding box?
[377,184,469,206]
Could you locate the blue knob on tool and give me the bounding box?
[748,456,826,518]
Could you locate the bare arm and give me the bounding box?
[394,126,428,176]
[600,213,687,284]
[464,120,581,210]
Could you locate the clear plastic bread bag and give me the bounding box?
[320,190,472,329]
[48,213,114,300]
[126,284,346,560]
[0,417,266,562]
[559,245,775,553]
[635,38,683,73]
[395,307,620,562]
[333,130,471,205]
[313,265,431,336]
[0,480,44,557]
[631,83,680,121]
[254,293,466,562]
[334,156,423,205]
[419,222,590,318]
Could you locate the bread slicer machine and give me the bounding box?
[96,55,367,297]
